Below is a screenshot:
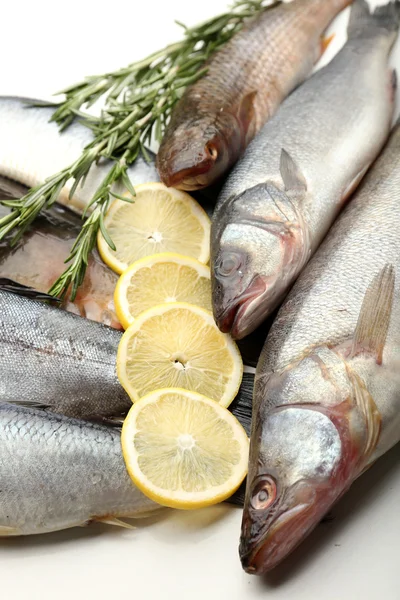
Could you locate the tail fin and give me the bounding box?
[348,0,400,37]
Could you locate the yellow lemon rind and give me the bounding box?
[114,252,211,330]
[121,387,249,510]
[116,302,243,408]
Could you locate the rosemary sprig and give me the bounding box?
[0,0,279,299]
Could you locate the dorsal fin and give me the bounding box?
[0,278,61,303]
[280,149,307,193]
[351,264,395,364]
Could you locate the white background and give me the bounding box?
[1,1,400,599]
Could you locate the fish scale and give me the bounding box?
[0,289,132,420]
[0,403,158,536]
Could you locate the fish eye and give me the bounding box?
[216,252,241,277]
[250,476,277,511]
[206,142,218,161]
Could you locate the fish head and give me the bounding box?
[212,183,309,339]
[156,118,236,191]
[240,349,362,573]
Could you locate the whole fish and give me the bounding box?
[240,117,400,573]
[156,0,352,191]
[0,201,121,328]
[0,96,159,215]
[0,403,158,536]
[0,282,255,427]
[211,0,399,340]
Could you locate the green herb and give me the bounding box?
[0,0,279,299]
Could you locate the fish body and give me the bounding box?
[211,0,399,340]
[0,97,159,215]
[0,202,121,327]
[157,0,352,191]
[240,116,400,573]
[0,403,157,536]
[0,287,131,420]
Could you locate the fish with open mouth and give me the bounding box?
[240,113,400,573]
[157,0,352,191]
[211,0,399,339]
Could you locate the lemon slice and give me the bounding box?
[121,388,249,509]
[117,303,243,407]
[98,182,210,274]
[114,253,212,329]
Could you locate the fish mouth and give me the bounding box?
[215,276,268,339]
[240,503,312,574]
[158,162,214,191]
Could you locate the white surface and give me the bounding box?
[1,1,400,598]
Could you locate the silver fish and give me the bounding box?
[240,117,400,573]
[211,0,399,340]
[0,285,131,420]
[0,97,159,214]
[0,403,158,536]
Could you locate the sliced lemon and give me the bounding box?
[98,182,210,274]
[117,303,243,407]
[114,253,212,329]
[121,388,249,509]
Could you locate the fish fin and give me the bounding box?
[122,507,166,520]
[280,149,307,193]
[3,399,52,410]
[238,91,258,141]
[351,264,395,364]
[229,372,254,437]
[348,0,400,37]
[0,526,21,536]
[94,516,136,530]
[341,164,370,204]
[347,368,381,459]
[0,278,61,303]
[320,33,335,55]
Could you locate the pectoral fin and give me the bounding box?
[351,264,395,364]
[94,516,136,530]
[280,149,307,193]
[347,368,381,459]
[238,91,258,141]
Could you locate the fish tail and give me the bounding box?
[348,0,400,37]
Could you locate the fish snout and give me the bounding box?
[157,137,221,190]
[212,275,270,339]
